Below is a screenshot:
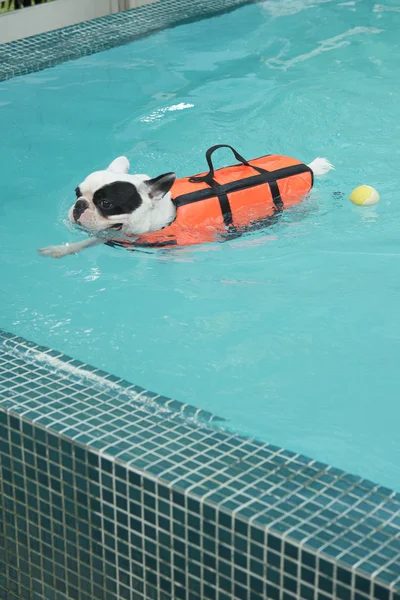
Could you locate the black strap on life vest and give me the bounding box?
[183,145,311,227]
[190,145,252,186]
[189,145,249,227]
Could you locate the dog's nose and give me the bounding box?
[73,199,89,222]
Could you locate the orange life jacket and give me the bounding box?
[107,145,313,249]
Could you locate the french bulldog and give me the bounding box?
[39,155,333,258]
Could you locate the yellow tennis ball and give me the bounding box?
[349,185,380,206]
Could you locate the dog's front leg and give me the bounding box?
[38,237,104,259]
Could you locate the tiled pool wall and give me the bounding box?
[1,1,400,599]
[1,330,400,600]
[0,0,254,81]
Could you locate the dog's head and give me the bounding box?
[69,157,176,235]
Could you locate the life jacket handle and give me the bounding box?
[189,144,252,186]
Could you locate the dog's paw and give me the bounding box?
[38,245,73,259]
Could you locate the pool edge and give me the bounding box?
[0,0,257,82]
[1,329,399,600]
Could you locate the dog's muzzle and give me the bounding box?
[73,199,89,222]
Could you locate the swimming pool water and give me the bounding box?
[1,0,400,490]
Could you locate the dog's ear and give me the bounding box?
[145,173,176,202]
[107,156,130,174]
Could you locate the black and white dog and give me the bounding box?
[39,155,333,259]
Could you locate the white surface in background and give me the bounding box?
[0,0,159,44]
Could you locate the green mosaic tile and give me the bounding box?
[0,0,254,82]
[1,327,400,600]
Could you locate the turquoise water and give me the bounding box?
[1,0,400,490]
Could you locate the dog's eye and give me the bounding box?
[75,187,82,199]
[99,199,114,209]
